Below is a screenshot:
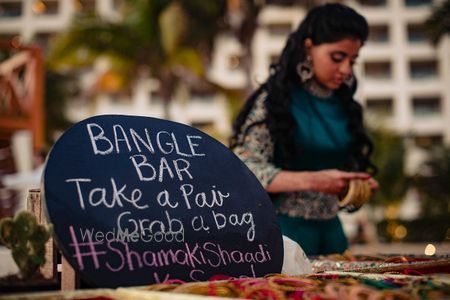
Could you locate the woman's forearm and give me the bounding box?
[266,171,313,193]
[265,169,371,195]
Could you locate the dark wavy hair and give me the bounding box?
[230,3,377,175]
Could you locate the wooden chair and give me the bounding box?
[0,146,19,219]
[27,189,79,290]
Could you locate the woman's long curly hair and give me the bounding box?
[230,3,377,175]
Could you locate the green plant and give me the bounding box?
[0,211,53,279]
[47,1,228,119]
[367,127,408,206]
[413,147,450,217]
[425,0,450,45]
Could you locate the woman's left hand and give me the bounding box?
[366,176,379,197]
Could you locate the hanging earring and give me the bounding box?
[344,74,355,87]
[296,56,313,83]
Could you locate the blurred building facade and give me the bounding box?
[0,0,120,45]
[0,0,232,142]
[1,0,449,169]
[210,0,450,174]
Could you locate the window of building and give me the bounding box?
[412,96,441,117]
[356,0,387,6]
[368,25,389,43]
[270,54,280,65]
[266,22,292,36]
[32,0,59,16]
[33,32,55,53]
[191,121,214,131]
[364,61,392,79]
[151,95,163,106]
[74,0,96,14]
[0,49,10,63]
[409,60,438,79]
[407,24,428,43]
[414,134,442,148]
[405,0,432,7]
[192,95,215,103]
[265,0,298,6]
[366,97,393,116]
[0,1,22,17]
[228,55,241,70]
[112,0,123,10]
[108,94,124,104]
[0,34,19,44]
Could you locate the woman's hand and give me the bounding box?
[306,169,371,195]
[266,169,373,195]
[366,176,379,197]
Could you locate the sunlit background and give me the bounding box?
[0,0,449,266]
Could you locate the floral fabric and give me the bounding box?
[233,91,339,220]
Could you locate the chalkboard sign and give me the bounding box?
[43,115,283,288]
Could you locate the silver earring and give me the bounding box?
[296,56,313,83]
[344,74,355,87]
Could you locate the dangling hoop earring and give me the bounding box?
[344,74,355,87]
[296,56,313,83]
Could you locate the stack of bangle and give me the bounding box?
[310,253,450,275]
[145,272,450,299]
[338,179,372,209]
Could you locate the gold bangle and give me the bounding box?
[339,179,371,208]
[267,275,317,292]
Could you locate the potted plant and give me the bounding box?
[0,211,57,292]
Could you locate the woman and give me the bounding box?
[230,3,379,256]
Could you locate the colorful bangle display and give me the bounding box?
[145,272,449,299]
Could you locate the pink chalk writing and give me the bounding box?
[69,225,271,277]
[69,225,106,270]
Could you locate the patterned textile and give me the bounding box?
[233,91,339,220]
[278,191,339,219]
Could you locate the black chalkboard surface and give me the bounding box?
[43,115,283,288]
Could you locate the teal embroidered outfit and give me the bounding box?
[233,85,353,255]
